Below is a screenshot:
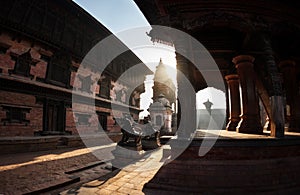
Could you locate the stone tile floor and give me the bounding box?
[2,130,299,195]
[60,146,166,195]
[0,144,115,194]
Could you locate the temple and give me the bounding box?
[134,0,300,193]
[135,0,300,137]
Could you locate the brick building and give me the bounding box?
[0,0,151,147]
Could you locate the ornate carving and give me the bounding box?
[183,12,250,31]
[10,49,37,77]
[250,15,270,32]
[262,37,283,96]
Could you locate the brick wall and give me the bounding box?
[0,31,142,137]
[0,91,42,136]
[0,32,50,79]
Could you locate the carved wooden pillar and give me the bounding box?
[233,55,262,134]
[225,74,241,131]
[176,52,196,138]
[279,60,300,132]
[261,36,285,137]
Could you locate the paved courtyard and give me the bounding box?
[1,130,299,194]
[60,146,166,195]
[0,144,115,194]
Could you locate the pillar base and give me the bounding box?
[226,119,240,131]
[287,119,300,132]
[287,127,300,133]
[264,119,270,131]
[237,117,263,134]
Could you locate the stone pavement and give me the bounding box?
[3,130,293,194]
[59,130,300,195]
[0,144,116,194]
[60,146,168,195]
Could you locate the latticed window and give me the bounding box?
[1,106,30,125]
[99,77,111,99]
[97,112,108,131]
[46,52,71,87]
[12,50,36,77]
[79,75,92,93]
[75,113,90,126]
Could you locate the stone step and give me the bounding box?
[23,175,80,195]
[65,160,108,174]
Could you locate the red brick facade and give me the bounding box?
[0,0,150,138]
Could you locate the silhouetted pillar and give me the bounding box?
[176,52,196,138]
[225,74,241,131]
[233,55,262,134]
[279,60,300,132]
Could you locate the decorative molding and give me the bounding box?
[183,12,251,31]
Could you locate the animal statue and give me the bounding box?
[117,114,160,149]
[117,114,142,147]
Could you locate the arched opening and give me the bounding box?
[196,87,226,130]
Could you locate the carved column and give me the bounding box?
[233,55,262,134]
[262,37,285,138]
[279,60,300,132]
[176,52,196,138]
[225,74,241,131]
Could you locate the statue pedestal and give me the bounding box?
[111,143,145,170]
[142,132,161,150]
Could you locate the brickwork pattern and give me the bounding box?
[0,146,113,194]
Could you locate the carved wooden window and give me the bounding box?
[99,77,111,99]
[11,50,36,77]
[79,75,92,93]
[116,90,123,102]
[97,112,108,131]
[1,106,30,125]
[75,113,90,126]
[46,52,71,87]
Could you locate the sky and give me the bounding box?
[72,0,226,117]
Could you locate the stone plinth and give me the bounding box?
[111,144,145,169]
[143,132,300,194]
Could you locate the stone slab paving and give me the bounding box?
[0,144,115,194]
[2,130,298,194]
[60,146,167,195]
[59,130,300,195]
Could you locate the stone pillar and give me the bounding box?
[176,52,196,138]
[233,55,263,134]
[279,60,300,132]
[225,74,241,131]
